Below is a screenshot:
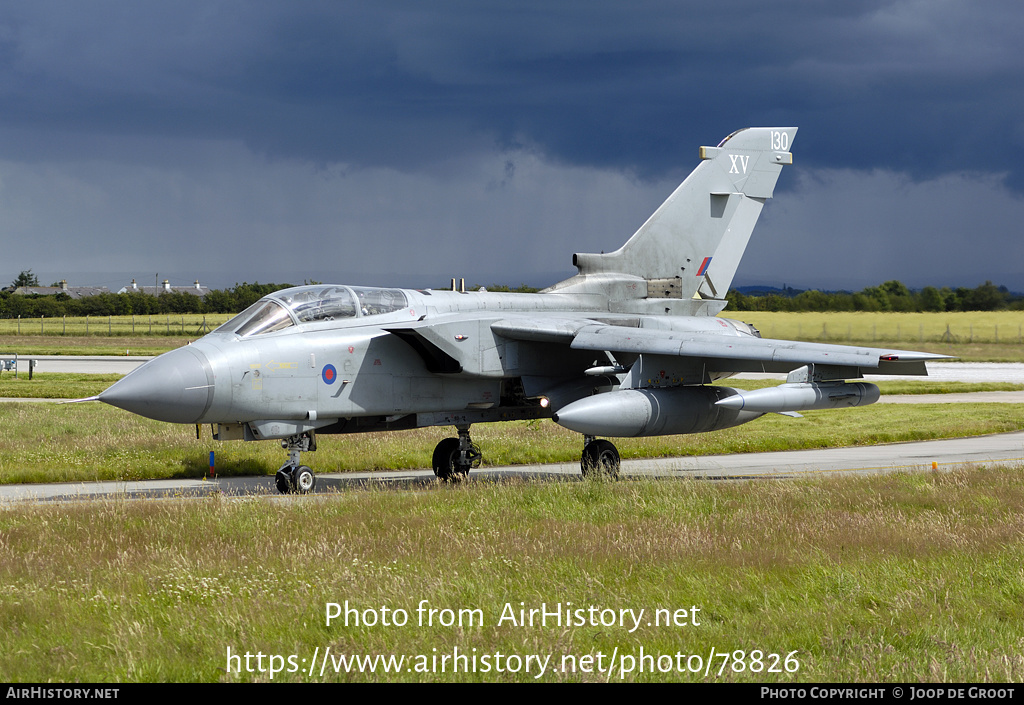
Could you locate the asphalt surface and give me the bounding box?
[0,354,152,375]
[2,430,1022,503]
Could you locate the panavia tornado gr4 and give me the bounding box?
[92,127,948,492]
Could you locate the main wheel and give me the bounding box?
[293,465,316,494]
[431,437,462,481]
[581,439,620,479]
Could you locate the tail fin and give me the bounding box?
[547,127,797,312]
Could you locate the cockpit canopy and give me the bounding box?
[220,285,409,338]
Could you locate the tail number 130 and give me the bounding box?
[770,131,790,151]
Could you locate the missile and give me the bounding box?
[552,386,762,437]
[713,382,880,414]
[584,363,628,377]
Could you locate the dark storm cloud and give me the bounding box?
[1,1,1022,292]
[1,1,1021,182]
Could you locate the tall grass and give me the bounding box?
[1,466,1022,681]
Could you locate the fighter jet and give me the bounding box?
[93,127,947,492]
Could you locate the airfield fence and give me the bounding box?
[737,311,1024,345]
[0,313,234,337]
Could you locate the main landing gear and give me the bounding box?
[272,426,619,491]
[581,435,620,478]
[431,425,482,481]
[428,427,620,481]
[275,432,317,494]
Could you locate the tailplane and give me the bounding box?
[546,127,797,315]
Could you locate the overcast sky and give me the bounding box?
[1,1,1022,292]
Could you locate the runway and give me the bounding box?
[1,354,152,375]
[2,430,1022,503]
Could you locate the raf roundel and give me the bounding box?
[322,364,337,385]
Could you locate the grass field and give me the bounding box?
[0,373,124,399]
[0,313,232,338]
[2,373,1020,400]
[2,310,1024,359]
[736,311,1024,362]
[2,465,1023,681]
[4,310,1022,344]
[0,334,195,356]
[737,310,1024,344]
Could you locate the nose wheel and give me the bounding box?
[275,432,317,494]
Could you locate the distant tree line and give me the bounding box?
[0,282,294,318]
[2,278,1021,318]
[725,280,1023,312]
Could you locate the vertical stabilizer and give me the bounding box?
[547,128,797,312]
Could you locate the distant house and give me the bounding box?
[3,278,212,299]
[117,279,211,298]
[8,280,109,299]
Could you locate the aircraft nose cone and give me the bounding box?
[99,346,214,423]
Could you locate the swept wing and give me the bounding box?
[493,317,949,377]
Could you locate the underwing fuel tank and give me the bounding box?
[713,382,880,413]
[551,386,763,438]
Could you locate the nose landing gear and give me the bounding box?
[275,432,318,494]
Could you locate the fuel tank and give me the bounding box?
[551,386,762,437]
[714,382,880,413]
